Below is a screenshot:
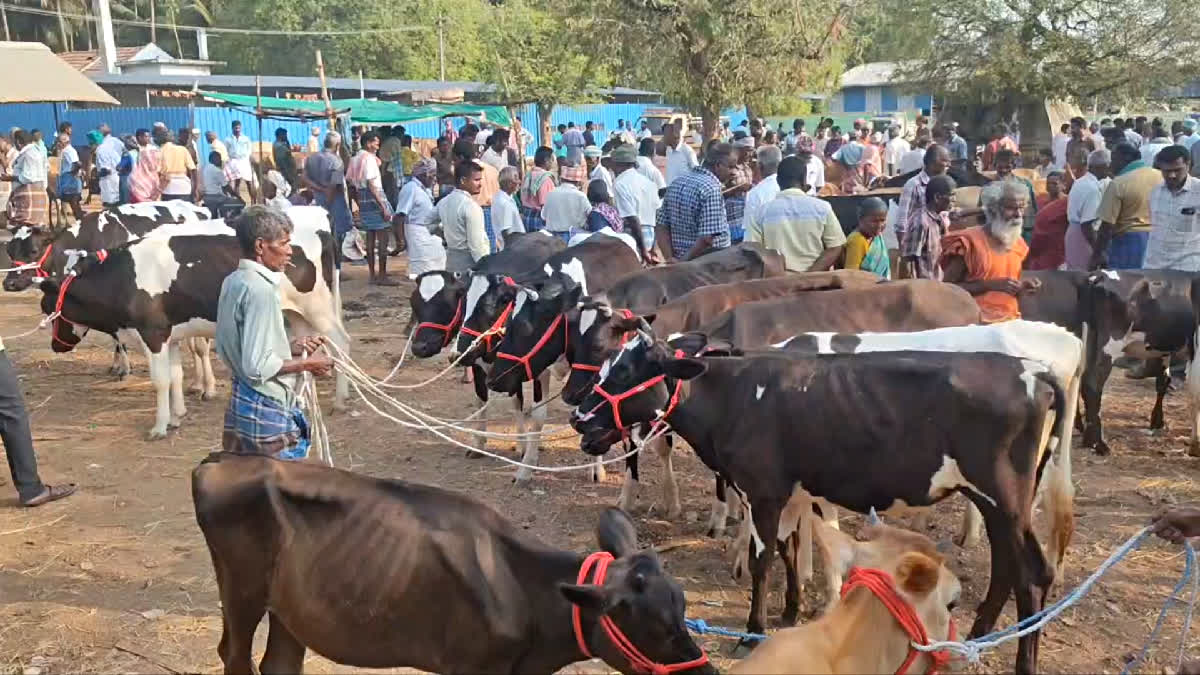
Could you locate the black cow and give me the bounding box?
[571,333,1063,674]
[192,452,714,675]
[822,191,901,236]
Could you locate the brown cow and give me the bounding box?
[192,452,714,675]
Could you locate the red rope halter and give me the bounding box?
[495,310,567,382]
[572,551,710,675]
[586,350,685,432]
[417,298,463,348]
[459,277,517,354]
[570,309,636,374]
[49,250,107,350]
[13,242,53,278]
[839,566,955,675]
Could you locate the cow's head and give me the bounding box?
[1089,272,1193,360]
[38,277,87,352]
[4,225,50,292]
[408,271,468,358]
[561,507,715,675]
[451,273,520,365]
[571,328,708,454]
[562,297,648,406]
[487,271,584,394]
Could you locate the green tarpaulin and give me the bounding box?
[197,90,511,127]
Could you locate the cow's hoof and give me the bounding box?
[953,530,980,548]
[781,607,800,626]
[464,449,484,459]
[168,417,183,429]
[666,502,682,520]
[1093,440,1112,456]
[200,390,216,401]
[513,468,533,485]
[146,428,168,440]
[732,637,763,658]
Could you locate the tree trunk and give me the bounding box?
[701,106,720,142]
[538,101,554,148]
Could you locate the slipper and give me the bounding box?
[22,483,77,507]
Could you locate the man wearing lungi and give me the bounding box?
[3,129,48,231]
[216,206,334,459]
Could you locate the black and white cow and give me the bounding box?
[6,201,212,379]
[571,333,1064,674]
[37,206,349,440]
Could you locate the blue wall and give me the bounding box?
[842,88,867,113]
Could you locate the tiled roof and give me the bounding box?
[57,47,143,73]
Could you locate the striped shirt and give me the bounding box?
[745,187,844,272]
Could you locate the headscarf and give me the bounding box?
[411,157,437,181]
[797,135,815,153]
[86,130,104,146]
[834,141,864,167]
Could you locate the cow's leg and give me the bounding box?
[1150,357,1170,431]
[969,503,1017,642]
[515,375,550,485]
[1081,351,1113,455]
[655,433,681,519]
[168,341,187,428]
[512,389,527,455]
[707,475,729,538]
[618,438,639,513]
[215,567,266,674]
[1012,524,1053,675]
[188,338,217,400]
[110,337,130,378]
[814,499,842,609]
[145,346,173,440]
[745,498,783,639]
[468,364,489,459]
[259,612,307,675]
[778,530,802,626]
[776,490,809,625]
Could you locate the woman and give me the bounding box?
[116,135,138,206]
[395,158,445,278]
[584,179,622,235]
[129,128,162,203]
[346,130,397,285]
[3,130,49,232]
[842,196,892,279]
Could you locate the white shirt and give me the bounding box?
[744,174,780,234]
[613,167,660,229]
[542,183,591,232]
[897,148,926,175]
[480,146,508,172]
[635,155,666,190]
[491,190,525,237]
[1052,133,1070,169]
[476,128,493,147]
[883,137,911,173]
[665,141,698,185]
[1067,172,1107,226]
[1124,128,1143,148]
[806,155,826,196]
[637,128,653,140]
[1142,140,1172,165]
[1144,176,1200,271]
[437,188,489,260]
[394,179,437,226]
[590,164,614,192]
[96,135,124,204]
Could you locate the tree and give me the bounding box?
[476,0,613,147]
[580,0,852,139]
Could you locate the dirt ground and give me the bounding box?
[2,259,1200,675]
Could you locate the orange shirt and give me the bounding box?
[473,160,500,208]
[940,226,1029,323]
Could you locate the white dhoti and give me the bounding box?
[405,222,447,278]
[225,157,256,184]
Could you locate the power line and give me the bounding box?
[0,2,428,35]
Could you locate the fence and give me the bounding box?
[0,102,749,158]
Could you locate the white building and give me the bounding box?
[829,61,933,115]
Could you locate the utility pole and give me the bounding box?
[437,12,445,81]
[149,0,156,43]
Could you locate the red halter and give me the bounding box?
[458,277,517,354]
[495,310,568,382]
[587,351,685,432]
[571,309,636,374]
[417,298,464,348]
[839,567,955,675]
[13,242,53,278]
[572,552,710,675]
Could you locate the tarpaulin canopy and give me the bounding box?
[197,90,511,126]
[0,41,120,105]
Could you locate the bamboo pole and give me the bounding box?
[256,74,263,204]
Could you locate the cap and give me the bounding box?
[734,136,756,149]
[560,164,587,183]
[583,145,602,158]
[610,144,638,163]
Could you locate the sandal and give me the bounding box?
[22,483,77,507]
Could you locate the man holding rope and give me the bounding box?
[216,206,334,459]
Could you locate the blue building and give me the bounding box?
[830,62,933,116]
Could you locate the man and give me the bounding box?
[656,142,733,261]
[3,129,49,233]
[901,174,955,280]
[979,148,1038,243]
[895,144,950,268]
[1179,120,1200,152]
[94,124,124,207]
[585,145,612,192]
[1090,142,1162,270]
[982,123,1019,171]
[272,128,298,192]
[1052,123,1071,170]
[744,144,782,239]
[302,131,352,255]
[1027,171,1070,270]
[1125,118,1144,148]
[393,158,442,275]
[664,120,698,186]
[898,136,930,176]
[784,119,809,156]
[611,144,658,261]
[434,135,456,198]
[491,166,526,247]
[481,128,510,172]
[519,146,555,232]
[542,163,591,241]
[0,134,16,221]
[202,150,241,218]
[1066,117,1097,166]
[453,139,500,252]
[883,126,910,176]
[437,160,489,271]
[1089,122,1107,150]
[1064,148,1111,271]
[636,138,666,194]
[306,127,321,153]
[746,153,844,272]
[225,120,257,202]
[637,120,652,141]
[31,129,47,160]
[475,123,493,149]
[216,206,333,459]
[206,130,228,163]
[57,132,84,221]
[723,137,755,242]
[942,181,1038,322]
[1142,145,1200,272]
[158,127,196,202]
[398,134,420,191]
[1141,126,1173,165]
[583,121,596,147]
[562,122,585,166]
[377,126,402,205]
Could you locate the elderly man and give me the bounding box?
[584,145,612,192]
[225,120,257,202]
[1142,145,1200,272]
[747,153,844,272]
[393,158,443,277]
[744,144,782,237]
[542,163,591,241]
[3,129,48,232]
[978,148,1037,242]
[895,144,950,273]
[216,206,333,459]
[1063,148,1111,271]
[94,124,125,207]
[204,130,228,163]
[1089,142,1162,270]
[519,146,556,232]
[657,142,733,261]
[942,182,1039,323]
[491,165,526,248]
[438,160,489,271]
[611,144,658,261]
[664,120,698,186]
[302,131,352,257]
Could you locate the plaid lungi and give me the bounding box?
[520,205,546,232]
[222,378,310,460]
[6,182,48,227]
[725,195,746,244]
[1108,230,1150,270]
[482,205,497,253]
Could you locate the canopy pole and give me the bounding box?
[256,74,264,205]
[358,69,365,100]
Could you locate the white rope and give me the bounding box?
[299,351,333,467]
[0,262,39,274]
[379,327,416,383]
[336,324,498,391]
[0,312,59,342]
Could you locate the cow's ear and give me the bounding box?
[596,506,638,557]
[661,356,707,380]
[896,552,941,596]
[562,282,584,311]
[559,583,612,612]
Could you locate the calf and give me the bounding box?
[38,206,350,439]
[192,452,714,675]
[572,334,1063,674]
[729,522,960,675]
[5,201,212,379]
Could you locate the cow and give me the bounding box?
[571,333,1063,674]
[5,201,212,379]
[37,206,350,440]
[192,452,714,675]
[822,191,901,236]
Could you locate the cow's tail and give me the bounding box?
[1035,368,1073,583]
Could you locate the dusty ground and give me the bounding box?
[2,259,1200,675]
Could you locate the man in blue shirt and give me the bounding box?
[945,123,969,170]
[656,142,734,261]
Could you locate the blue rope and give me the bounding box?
[684,619,765,642]
[1122,538,1196,674]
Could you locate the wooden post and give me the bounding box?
[316,50,345,163]
[256,74,264,205]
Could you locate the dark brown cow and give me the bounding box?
[597,242,786,312]
[192,453,714,675]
